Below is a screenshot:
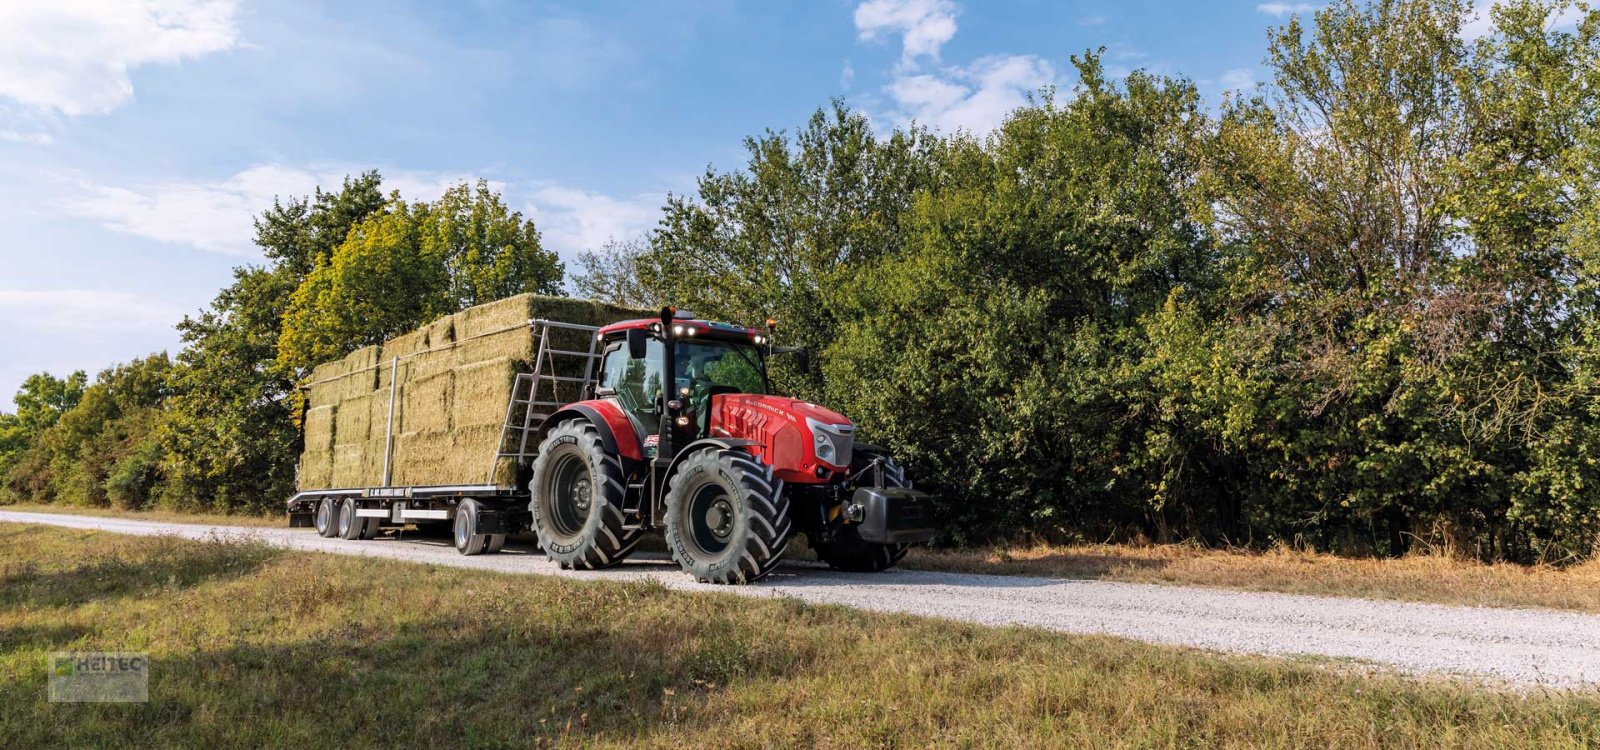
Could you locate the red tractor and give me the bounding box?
[527,307,935,583]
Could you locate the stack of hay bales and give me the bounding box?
[299,294,648,490]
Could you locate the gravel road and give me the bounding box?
[4,510,1597,689]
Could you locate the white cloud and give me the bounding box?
[60,165,477,257]
[885,54,1057,135]
[851,1,1054,136]
[0,289,184,333]
[1257,3,1316,17]
[528,186,662,262]
[0,129,53,145]
[854,0,959,64]
[841,60,856,91]
[1079,15,1107,26]
[1220,67,1256,91]
[0,0,239,117]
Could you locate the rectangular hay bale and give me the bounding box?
[298,294,648,491]
[452,358,520,429]
[334,393,372,445]
[399,370,454,433]
[331,442,368,488]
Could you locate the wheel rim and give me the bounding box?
[454,507,470,548]
[685,482,736,556]
[541,451,593,542]
[338,502,351,535]
[316,501,330,533]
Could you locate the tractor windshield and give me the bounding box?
[675,339,768,397]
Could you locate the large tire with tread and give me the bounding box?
[664,448,792,584]
[454,498,504,556]
[813,454,911,573]
[529,419,642,569]
[314,497,338,538]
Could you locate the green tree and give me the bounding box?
[3,357,170,507]
[0,371,86,499]
[573,239,656,308]
[637,101,949,395]
[827,58,1217,542]
[277,180,563,373]
[11,371,87,436]
[160,173,386,513]
[1181,0,1600,557]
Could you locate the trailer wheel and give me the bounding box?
[453,498,504,556]
[529,419,641,569]
[812,454,911,573]
[337,499,367,540]
[663,448,792,584]
[314,498,338,538]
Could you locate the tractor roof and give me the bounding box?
[597,318,763,340]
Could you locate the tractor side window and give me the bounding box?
[600,336,665,434]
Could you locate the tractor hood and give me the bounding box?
[709,394,855,482]
[718,394,852,428]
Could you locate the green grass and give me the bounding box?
[1,524,1597,748]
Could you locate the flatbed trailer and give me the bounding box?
[285,318,603,549]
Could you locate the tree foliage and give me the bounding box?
[157,174,387,513]
[277,180,563,373]
[575,0,1600,560]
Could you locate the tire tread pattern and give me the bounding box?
[664,448,793,584]
[529,419,643,570]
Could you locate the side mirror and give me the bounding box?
[626,328,648,360]
[793,347,811,374]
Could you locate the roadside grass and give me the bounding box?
[0,502,284,528]
[2,524,1598,749]
[9,501,1600,614]
[898,541,1600,614]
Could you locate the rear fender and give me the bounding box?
[538,401,647,471]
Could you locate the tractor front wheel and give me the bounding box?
[529,419,641,569]
[663,448,792,584]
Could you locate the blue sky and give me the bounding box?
[0,0,1328,405]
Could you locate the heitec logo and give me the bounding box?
[48,652,149,703]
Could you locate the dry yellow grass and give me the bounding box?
[901,541,1600,613]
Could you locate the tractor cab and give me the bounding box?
[593,313,769,449]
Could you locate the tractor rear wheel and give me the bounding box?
[812,454,911,573]
[529,419,641,569]
[664,448,792,584]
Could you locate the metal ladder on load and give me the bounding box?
[490,319,604,483]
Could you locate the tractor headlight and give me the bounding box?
[805,418,855,468]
